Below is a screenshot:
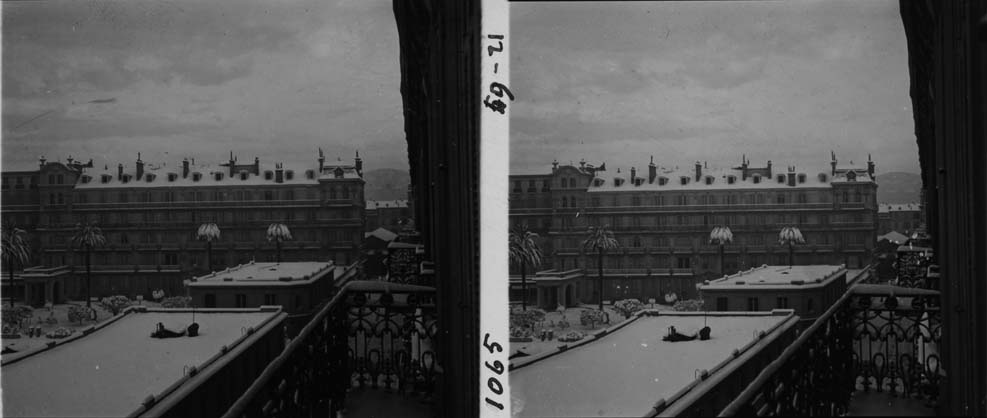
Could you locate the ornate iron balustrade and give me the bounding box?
[221,281,439,418]
[718,284,942,416]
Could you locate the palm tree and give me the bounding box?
[2,223,31,306]
[582,225,619,311]
[196,223,221,272]
[72,222,106,308]
[266,223,293,263]
[509,224,543,311]
[778,226,805,267]
[709,226,733,276]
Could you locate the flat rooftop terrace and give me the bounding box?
[701,264,846,290]
[510,312,790,417]
[192,261,334,286]
[1,308,279,418]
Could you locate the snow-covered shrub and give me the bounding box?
[509,307,546,330]
[510,326,533,338]
[579,309,607,328]
[161,296,191,308]
[673,299,705,312]
[151,289,166,301]
[613,299,645,318]
[99,295,133,315]
[558,330,585,342]
[67,305,93,324]
[46,327,73,339]
[2,305,33,327]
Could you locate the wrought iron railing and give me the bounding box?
[221,281,438,418]
[717,283,942,416]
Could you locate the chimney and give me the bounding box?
[630,166,637,182]
[118,163,124,178]
[228,151,236,177]
[695,161,702,182]
[136,153,144,180]
[867,154,875,177]
[355,150,363,176]
[254,157,260,175]
[275,163,284,183]
[39,155,47,168]
[830,151,838,176]
[741,154,749,181]
[182,158,190,178]
[787,166,796,187]
[648,156,657,184]
[766,160,773,177]
[318,148,325,173]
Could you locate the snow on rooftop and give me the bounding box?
[366,199,409,209]
[878,203,921,213]
[73,159,360,189]
[191,261,334,285]
[511,314,788,417]
[701,265,846,290]
[1,309,279,418]
[587,164,872,193]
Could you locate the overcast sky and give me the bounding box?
[510,0,919,175]
[2,0,405,172]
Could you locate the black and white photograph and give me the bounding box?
[504,1,985,417]
[0,1,480,417]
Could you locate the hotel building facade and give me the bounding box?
[1,151,365,302]
[508,153,879,305]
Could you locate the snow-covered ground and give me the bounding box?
[510,314,785,418]
[2,309,275,418]
[510,303,673,357]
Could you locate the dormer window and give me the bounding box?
[80,175,92,184]
[776,175,785,183]
[614,178,624,187]
[727,175,736,185]
[192,172,202,182]
[797,174,807,184]
[846,171,857,181]
[680,177,689,185]
[214,172,223,181]
[240,171,249,180]
[285,170,294,180]
[334,167,344,179]
[593,178,605,187]
[306,170,315,179]
[753,175,761,184]
[145,174,155,183]
[101,175,112,184]
[120,174,131,184]
[818,173,828,182]
[704,176,714,185]
[264,171,274,180]
[167,173,178,182]
[634,178,644,186]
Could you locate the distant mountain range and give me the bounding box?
[875,172,922,204]
[363,168,410,201]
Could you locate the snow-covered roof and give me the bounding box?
[878,203,921,213]
[366,199,409,209]
[699,265,846,290]
[878,231,909,244]
[365,227,399,242]
[586,164,873,193]
[0,308,282,418]
[74,160,360,189]
[510,312,792,417]
[190,261,335,287]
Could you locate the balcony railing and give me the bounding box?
[221,280,438,418]
[713,284,942,416]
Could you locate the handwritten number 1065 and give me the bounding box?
[483,333,506,410]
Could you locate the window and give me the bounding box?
[658,177,668,186]
[806,298,815,314]
[819,173,828,182]
[205,294,217,308]
[164,253,179,265]
[265,191,274,201]
[680,177,689,185]
[241,171,249,180]
[235,294,247,308]
[747,297,760,311]
[752,175,761,184]
[776,297,789,309]
[776,194,786,204]
[705,176,714,185]
[286,170,294,180]
[632,196,640,206]
[542,181,550,192]
[306,170,316,179]
[265,171,274,180]
[192,172,202,182]
[676,257,690,269]
[716,297,728,311]
[264,294,277,305]
[57,174,64,184]
[777,175,785,183]
[797,174,807,184]
[727,176,736,185]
